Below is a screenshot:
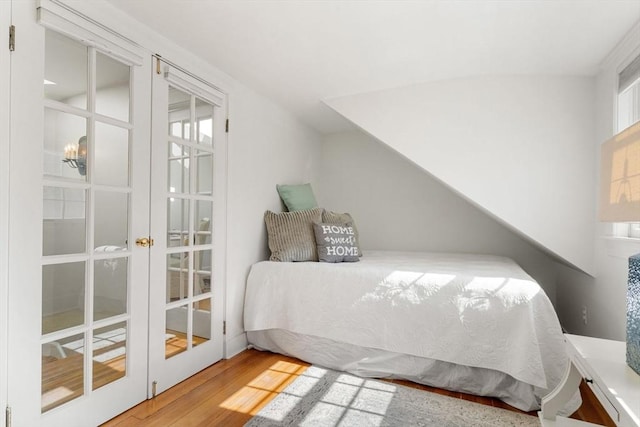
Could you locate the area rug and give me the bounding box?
[245,366,540,427]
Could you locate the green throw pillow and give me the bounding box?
[276,183,318,211]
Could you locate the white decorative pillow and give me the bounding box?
[313,222,360,263]
[264,208,323,262]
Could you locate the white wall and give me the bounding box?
[555,22,640,341]
[325,75,597,275]
[225,84,321,354]
[317,130,559,302]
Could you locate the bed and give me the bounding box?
[244,250,580,414]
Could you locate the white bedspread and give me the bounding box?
[244,251,568,395]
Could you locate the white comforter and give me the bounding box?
[244,251,568,396]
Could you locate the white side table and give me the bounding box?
[539,334,640,427]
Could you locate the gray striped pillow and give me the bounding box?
[264,208,323,262]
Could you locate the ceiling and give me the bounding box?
[106,0,640,134]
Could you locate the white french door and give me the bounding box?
[148,58,226,395]
[7,1,151,425]
[6,2,228,425]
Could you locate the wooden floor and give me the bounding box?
[102,348,615,427]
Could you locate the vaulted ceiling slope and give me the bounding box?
[326,75,598,274]
[107,0,640,134]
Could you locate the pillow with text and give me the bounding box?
[313,222,360,263]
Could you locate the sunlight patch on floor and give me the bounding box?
[247,366,399,426]
[219,360,307,415]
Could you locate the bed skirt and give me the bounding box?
[247,329,581,414]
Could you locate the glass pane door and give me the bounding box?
[18,22,150,425]
[41,28,135,412]
[165,86,214,358]
[149,60,225,395]
[7,4,150,425]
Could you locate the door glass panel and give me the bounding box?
[195,150,213,195]
[96,52,130,122]
[193,249,211,297]
[168,86,191,139]
[165,305,188,358]
[94,122,130,187]
[94,191,129,250]
[167,198,189,247]
[195,98,213,146]
[168,142,190,193]
[92,322,127,390]
[170,122,182,138]
[43,187,87,256]
[40,25,144,416]
[167,253,188,303]
[194,201,212,245]
[192,300,211,347]
[184,122,191,140]
[94,257,128,321]
[42,262,86,335]
[44,30,87,109]
[44,109,88,180]
[41,333,85,412]
[168,119,190,140]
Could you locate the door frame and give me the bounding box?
[7,1,46,423]
[1,1,12,425]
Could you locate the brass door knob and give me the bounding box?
[136,237,154,247]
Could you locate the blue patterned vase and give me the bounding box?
[628,253,640,375]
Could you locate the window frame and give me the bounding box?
[613,55,640,239]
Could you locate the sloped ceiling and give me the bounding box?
[325,75,597,274]
[107,0,640,134]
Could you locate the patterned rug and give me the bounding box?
[245,366,540,427]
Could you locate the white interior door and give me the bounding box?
[7,1,151,425]
[148,58,227,395]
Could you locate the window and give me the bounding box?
[614,52,640,238]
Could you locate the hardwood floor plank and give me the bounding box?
[106,352,304,427]
[101,349,613,427]
[101,351,258,426]
[177,360,306,427]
